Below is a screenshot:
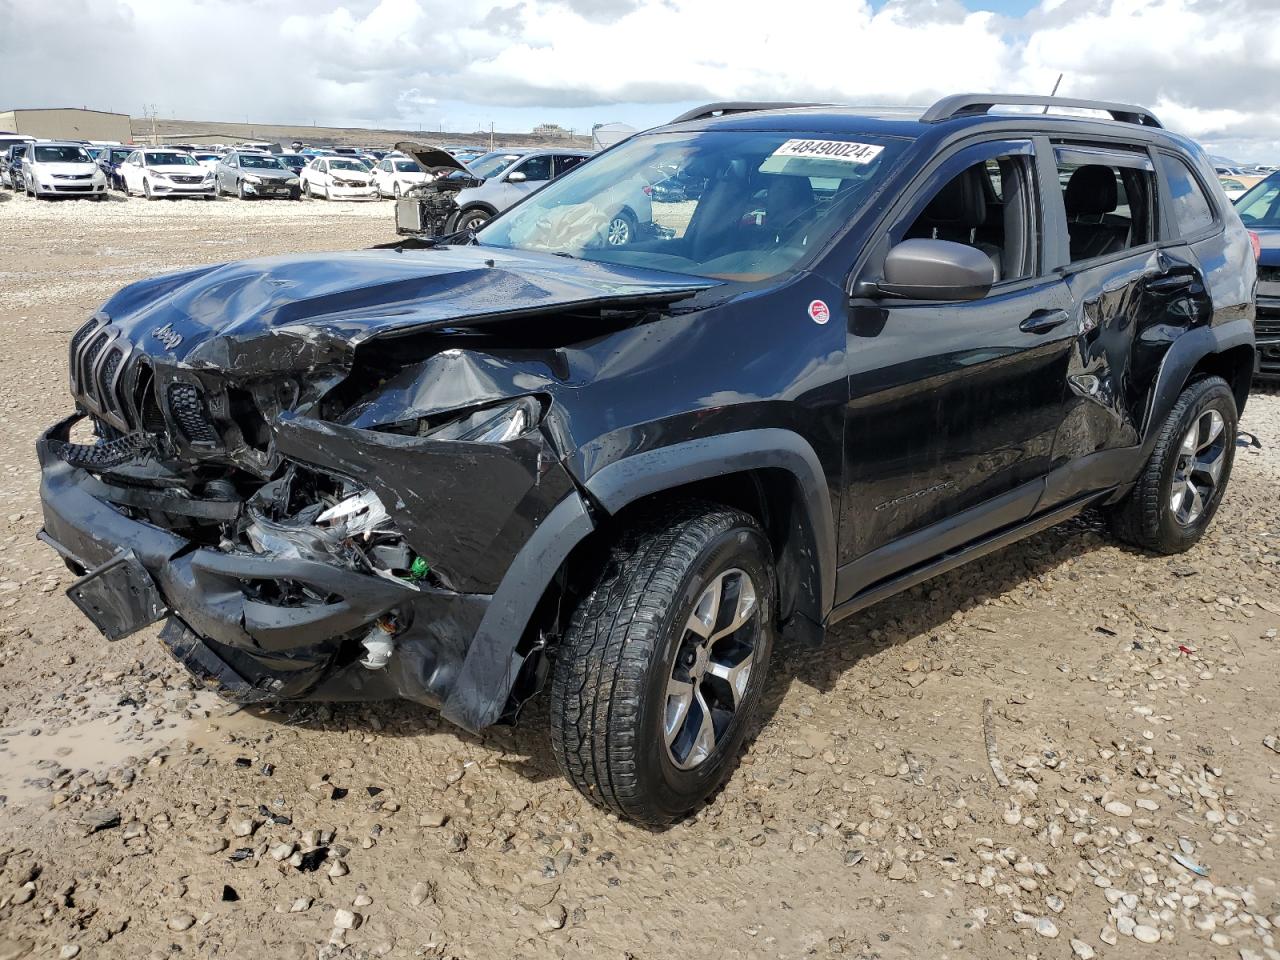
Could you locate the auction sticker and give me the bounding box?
[808,299,831,324]
[771,139,884,165]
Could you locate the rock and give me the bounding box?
[231,819,256,838]
[82,808,121,834]
[167,914,195,932]
[1100,927,1119,946]
[418,811,448,828]
[410,881,434,906]
[328,860,349,878]
[445,831,468,853]
[290,897,311,913]
[269,842,295,861]
[353,894,372,907]
[507,798,529,813]
[1132,925,1160,944]
[1070,939,1095,959]
[333,909,361,930]
[537,903,567,933]
[1035,918,1059,938]
[59,947,80,959]
[1104,800,1133,818]
[887,860,910,881]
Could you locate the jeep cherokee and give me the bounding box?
[37,94,1258,823]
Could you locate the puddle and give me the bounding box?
[0,690,226,807]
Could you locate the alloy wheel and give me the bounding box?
[606,215,632,245]
[664,568,761,770]
[1170,408,1226,526]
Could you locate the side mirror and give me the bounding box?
[872,238,996,302]
[506,170,526,183]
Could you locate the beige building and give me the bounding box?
[0,107,132,142]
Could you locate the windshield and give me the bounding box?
[34,145,91,164]
[468,152,524,178]
[241,154,284,170]
[394,160,421,172]
[110,149,133,162]
[329,159,366,171]
[194,153,219,162]
[146,152,197,167]
[1235,173,1280,227]
[477,130,907,280]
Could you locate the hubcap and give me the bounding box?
[607,216,631,245]
[1170,408,1226,526]
[664,568,760,770]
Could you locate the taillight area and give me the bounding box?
[642,185,653,196]
[1249,231,1262,261]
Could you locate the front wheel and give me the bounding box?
[1104,375,1238,554]
[144,179,155,200]
[237,181,248,201]
[550,502,775,824]
[455,207,490,233]
[606,210,637,246]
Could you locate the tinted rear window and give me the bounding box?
[1158,154,1216,238]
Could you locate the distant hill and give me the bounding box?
[130,116,593,151]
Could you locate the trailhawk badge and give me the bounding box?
[808,300,831,325]
[151,323,184,350]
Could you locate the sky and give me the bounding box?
[2,0,1278,161]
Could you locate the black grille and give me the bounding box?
[81,331,107,389]
[167,383,218,444]
[99,348,123,409]
[1259,265,1280,284]
[170,175,204,184]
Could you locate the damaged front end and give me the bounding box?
[392,140,481,239]
[38,333,578,725]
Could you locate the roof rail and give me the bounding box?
[921,94,1162,128]
[670,101,828,125]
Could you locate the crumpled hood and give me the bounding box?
[99,245,715,375]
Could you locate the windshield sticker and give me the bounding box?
[808,299,831,324]
[770,140,884,165]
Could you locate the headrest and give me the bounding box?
[1065,165,1119,216]
[921,165,987,229]
[765,175,814,219]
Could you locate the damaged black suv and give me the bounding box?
[39,95,1257,823]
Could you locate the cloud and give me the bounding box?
[2,0,1278,160]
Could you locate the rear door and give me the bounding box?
[1039,143,1214,507]
[839,137,1077,596]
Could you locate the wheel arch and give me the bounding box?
[439,429,835,733]
[1140,318,1255,456]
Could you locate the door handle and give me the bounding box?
[1019,309,1071,334]
[1144,273,1194,293]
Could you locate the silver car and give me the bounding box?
[394,143,595,235]
[215,151,301,200]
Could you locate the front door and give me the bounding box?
[839,138,1076,596]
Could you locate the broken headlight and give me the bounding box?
[375,396,543,443]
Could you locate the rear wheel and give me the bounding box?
[606,210,637,246]
[550,502,775,823]
[1105,375,1237,554]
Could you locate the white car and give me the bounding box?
[299,156,378,200]
[192,152,222,173]
[21,141,108,200]
[371,155,431,198]
[1220,178,1248,202]
[119,148,216,200]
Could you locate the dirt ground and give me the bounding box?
[1,191,1278,960]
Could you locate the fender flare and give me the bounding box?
[1140,318,1255,456]
[440,429,836,733]
[584,428,837,615]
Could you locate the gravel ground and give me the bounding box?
[1,192,1279,960]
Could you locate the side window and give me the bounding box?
[1057,156,1155,263]
[513,155,552,182]
[555,155,587,177]
[1157,153,1216,238]
[903,152,1038,284]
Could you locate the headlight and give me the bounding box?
[147,169,167,180]
[244,174,262,185]
[286,177,299,185]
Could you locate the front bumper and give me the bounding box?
[33,180,107,196]
[36,411,586,728]
[326,183,379,199]
[149,180,217,197]
[1256,296,1280,381]
[243,181,297,199]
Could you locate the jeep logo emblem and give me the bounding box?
[151,323,183,350]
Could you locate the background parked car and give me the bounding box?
[1,143,30,190]
[192,152,222,173]
[276,152,309,176]
[97,146,136,191]
[119,148,216,200]
[1234,171,1280,381]
[371,155,429,198]
[448,148,591,232]
[1221,177,1248,201]
[299,156,378,200]
[216,151,300,200]
[21,141,107,199]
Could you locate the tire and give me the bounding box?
[144,179,155,200]
[456,207,491,232]
[393,181,402,199]
[237,181,248,201]
[550,501,776,823]
[1105,375,1237,554]
[606,209,637,246]
[304,181,314,199]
